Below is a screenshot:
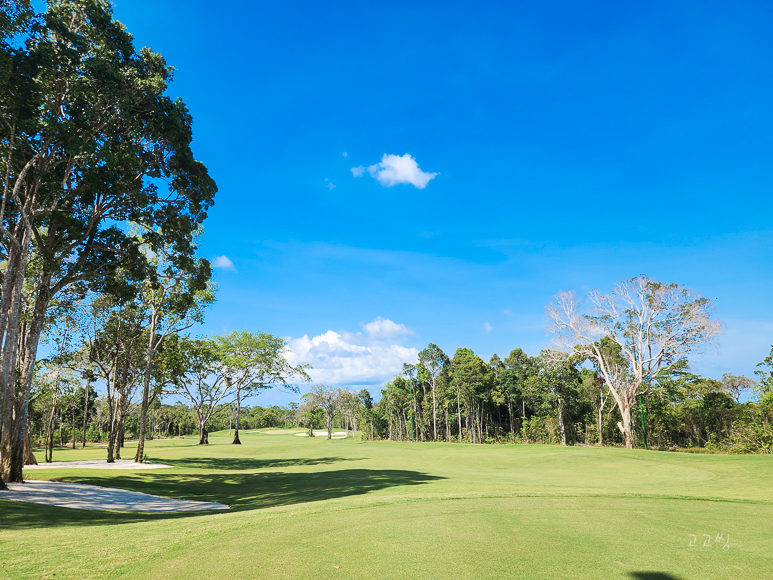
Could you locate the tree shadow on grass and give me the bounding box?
[1,468,443,529]
[162,456,357,471]
[628,573,686,580]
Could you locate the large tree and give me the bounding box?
[546,276,723,448]
[0,0,215,483]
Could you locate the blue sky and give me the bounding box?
[112,0,772,405]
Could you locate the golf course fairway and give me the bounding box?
[2,430,771,579]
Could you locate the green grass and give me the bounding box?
[2,430,772,579]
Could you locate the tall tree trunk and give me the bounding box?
[8,272,50,482]
[82,375,90,448]
[232,389,242,444]
[134,311,157,462]
[557,397,567,446]
[24,414,37,466]
[0,235,29,481]
[456,388,462,443]
[45,400,57,463]
[431,379,438,441]
[598,406,604,446]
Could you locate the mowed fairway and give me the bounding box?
[2,431,772,580]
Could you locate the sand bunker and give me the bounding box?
[295,430,347,438]
[0,480,229,512]
[25,459,172,470]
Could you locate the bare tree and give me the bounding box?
[721,373,757,403]
[546,276,723,448]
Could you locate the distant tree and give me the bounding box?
[528,351,582,446]
[500,348,536,438]
[359,389,374,440]
[721,373,757,403]
[754,347,773,397]
[307,385,340,439]
[168,338,233,444]
[418,343,448,441]
[450,348,491,444]
[215,330,309,445]
[547,276,723,448]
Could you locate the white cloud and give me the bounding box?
[483,322,493,333]
[503,309,513,316]
[362,316,415,339]
[284,317,418,387]
[324,178,336,190]
[343,151,348,159]
[351,153,438,189]
[212,255,236,271]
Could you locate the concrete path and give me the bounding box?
[0,480,229,512]
[25,459,172,470]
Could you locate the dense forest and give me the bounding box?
[30,341,773,456]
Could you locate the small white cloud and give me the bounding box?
[362,316,415,339]
[352,153,438,189]
[483,322,493,333]
[343,152,348,159]
[503,309,513,316]
[324,178,336,190]
[212,255,236,271]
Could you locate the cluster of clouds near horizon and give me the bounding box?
[282,317,419,389]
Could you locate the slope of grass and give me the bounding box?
[1,430,771,579]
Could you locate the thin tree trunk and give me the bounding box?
[24,414,37,466]
[82,376,90,448]
[598,406,604,446]
[558,397,567,446]
[45,399,57,463]
[134,309,158,462]
[456,387,462,443]
[232,390,242,444]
